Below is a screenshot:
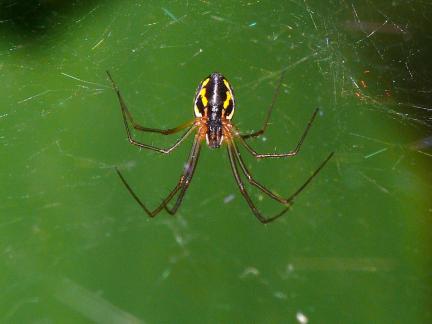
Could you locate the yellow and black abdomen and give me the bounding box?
[193,72,235,120]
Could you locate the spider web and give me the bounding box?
[0,1,431,323]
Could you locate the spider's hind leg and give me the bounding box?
[116,135,203,217]
[227,140,334,224]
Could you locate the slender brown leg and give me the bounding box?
[236,108,319,158]
[116,168,182,217]
[124,124,196,154]
[227,143,290,223]
[116,135,202,217]
[230,139,290,204]
[228,141,334,224]
[107,71,194,134]
[164,136,203,215]
[282,151,334,203]
[241,71,286,139]
[107,70,196,153]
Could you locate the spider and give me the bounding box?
[107,71,334,224]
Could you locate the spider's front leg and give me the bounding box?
[106,71,195,153]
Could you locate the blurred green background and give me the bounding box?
[0,1,431,323]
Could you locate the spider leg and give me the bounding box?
[227,143,289,223]
[107,70,196,154]
[281,151,334,203]
[236,108,319,158]
[107,71,194,134]
[116,135,202,217]
[230,139,291,205]
[116,168,181,217]
[240,71,286,139]
[125,123,196,154]
[228,141,334,224]
[164,135,202,215]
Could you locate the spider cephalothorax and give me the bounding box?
[107,71,333,223]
